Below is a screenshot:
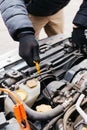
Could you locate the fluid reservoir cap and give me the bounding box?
[26,78,38,88]
[36,104,52,112]
[16,89,28,101]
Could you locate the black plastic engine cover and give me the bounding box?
[0,34,85,87]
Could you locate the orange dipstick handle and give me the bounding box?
[33,61,41,74]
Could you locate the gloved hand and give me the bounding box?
[19,34,40,67]
[72,27,87,49]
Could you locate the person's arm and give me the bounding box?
[72,0,87,53]
[73,0,87,28]
[0,0,40,66]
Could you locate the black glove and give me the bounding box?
[19,34,40,67]
[72,27,87,49]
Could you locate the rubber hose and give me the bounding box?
[43,93,79,130]
[23,93,79,121]
[24,102,64,120]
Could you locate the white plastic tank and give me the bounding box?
[16,78,40,107]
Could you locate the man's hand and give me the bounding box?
[72,26,87,48]
[19,34,40,67]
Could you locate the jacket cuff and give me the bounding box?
[13,27,35,41]
[73,13,87,28]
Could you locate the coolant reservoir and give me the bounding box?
[16,78,40,107]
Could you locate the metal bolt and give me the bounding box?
[12,71,18,75]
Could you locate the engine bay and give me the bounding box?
[0,34,87,130]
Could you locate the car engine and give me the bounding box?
[0,34,87,130]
